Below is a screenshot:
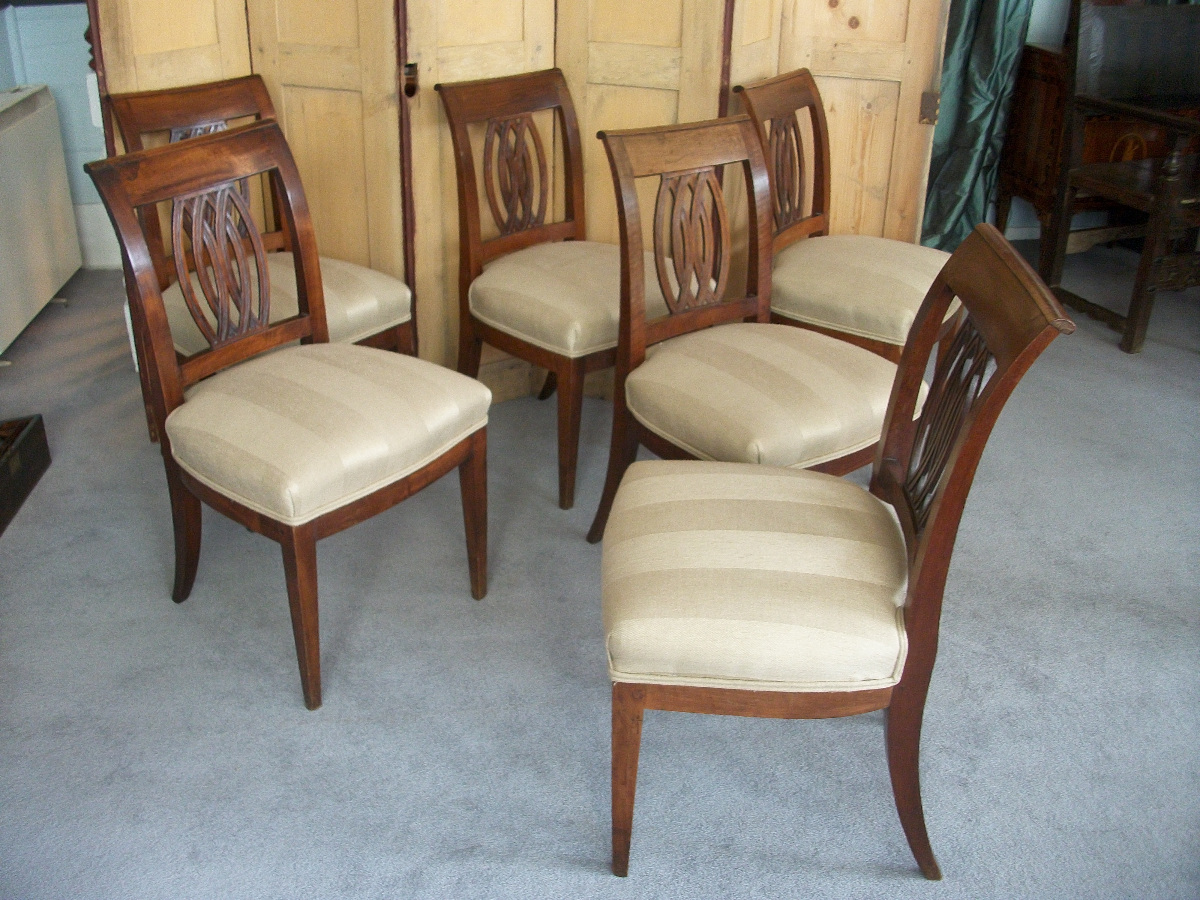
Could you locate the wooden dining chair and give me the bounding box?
[86,122,490,710]
[435,69,667,510]
[110,75,417,360]
[600,223,1075,877]
[734,69,955,362]
[586,114,901,544]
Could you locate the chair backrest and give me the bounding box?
[733,68,832,252]
[434,68,587,282]
[868,223,1074,677]
[86,122,327,431]
[109,76,281,288]
[597,114,773,377]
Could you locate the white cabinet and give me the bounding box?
[0,85,82,354]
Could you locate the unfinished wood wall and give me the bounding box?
[93,0,948,390]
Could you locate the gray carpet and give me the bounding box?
[0,243,1197,899]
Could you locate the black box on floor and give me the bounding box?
[0,415,51,538]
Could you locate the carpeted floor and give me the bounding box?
[0,243,1197,899]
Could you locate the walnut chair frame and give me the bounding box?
[87,123,487,710]
[586,114,882,544]
[606,223,1075,877]
[734,68,956,361]
[435,69,601,510]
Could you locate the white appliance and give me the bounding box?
[0,84,82,354]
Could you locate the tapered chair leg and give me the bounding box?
[281,524,322,710]
[165,464,202,603]
[554,360,586,510]
[458,428,488,600]
[886,685,942,880]
[612,682,646,877]
[538,370,557,400]
[587,408,639,544]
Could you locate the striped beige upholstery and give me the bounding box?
[164,253,413,357]
[625,322,897,469]
[602,460,909,691]
[772,235,951,346]
[469,241,670,357]
[165,344,490,525]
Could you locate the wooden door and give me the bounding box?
[557,0,730,245]
[780,0,950,242]
[247,0,404,286]
[406,0,555,376]
[95,0,250,99]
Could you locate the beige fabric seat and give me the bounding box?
[164,253,413,357]
[626,322,899,469]
[470,241,669,358]
[772,235,951,345]
[167,343,490,525]
[603,460,908,692]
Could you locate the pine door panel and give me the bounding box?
[248,0,403,280]
[97,0,250,97]
[407,0,555,373]
[558,0,726,246]
[782,0,949,241]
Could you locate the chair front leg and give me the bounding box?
[164,460,201,603]
[555,359,586,510]
[612,682,647,877]
[281,523,322,710]
[458,427,488,600]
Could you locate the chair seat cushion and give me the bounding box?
[164,253,413,356]
[772,235,951,345]
[602,460,909,692]
[469,241,669,358]
[165,344,490,526]
[625,322,897,468]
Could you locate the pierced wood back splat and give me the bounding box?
[436,69,587,277]
[598,115,772,367]
[902,317,995,533]
[766,114,806,233]
[653,167,731,313]
[87,122,327,427]
[171,181,272,348]
[483,114,550,236]
[865,224,1073,671]
[734,68,833,248]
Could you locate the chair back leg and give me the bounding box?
[587,407,639,543]
[885,681,942,880]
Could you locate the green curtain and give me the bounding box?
[921,0,1034,251]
